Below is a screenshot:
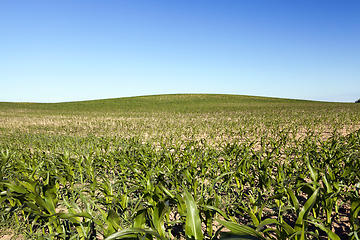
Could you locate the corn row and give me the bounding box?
[0,129,359,239]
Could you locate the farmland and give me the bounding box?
[0,94,359,240]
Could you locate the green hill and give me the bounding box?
[0,94,353,114]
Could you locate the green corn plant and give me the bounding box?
[94,180,129,237]
[2,180,31,226]
[82,152,98,197]
[132,204,147,229]
[239,190,267,228]
[131,200,171,239]
[57,151,76,189]
[101,180,130,222]
[295,156,322,220]
[98,177,116,207]
[253,153,274,191]
[349,183,360,240]
[250,187,324,240]
[181,168,200,199]
[105,227,167,240]
[292,187,320,240]
[4,174,67,237]
[151,201,169,238]
[0,149,13,181]
[128,167,176,238]
[175,192,187,221]
[199,171,233,239]
[184,188,203,240]
[62,191,97,240]
[77,153,85,185]
[95,207,122,237]
[321,165,344,227]
[201,199,221,239]
[0,149,15,223]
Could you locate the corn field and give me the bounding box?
[0,94,359,240]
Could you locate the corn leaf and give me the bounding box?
[105,228,166,240]
[215,219,265,240]
[308,221,340,240]
[184,188,203,240]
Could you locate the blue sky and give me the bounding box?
[1,1,359,103]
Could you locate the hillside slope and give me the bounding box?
[0,94,354,113]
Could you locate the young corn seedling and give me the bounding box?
[349,183,360,240]
[62,191,97,240]
[184,187,203,240]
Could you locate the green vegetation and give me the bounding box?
[0,94,360,240]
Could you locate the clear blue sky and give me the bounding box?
[1,1,359,103]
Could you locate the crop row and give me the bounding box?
[0,130,359,239]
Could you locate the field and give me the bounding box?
[0,94,359,240]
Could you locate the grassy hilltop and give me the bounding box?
[0,94,353,113]
[0,94,360,239]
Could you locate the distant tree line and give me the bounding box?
[356,99,360,103]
